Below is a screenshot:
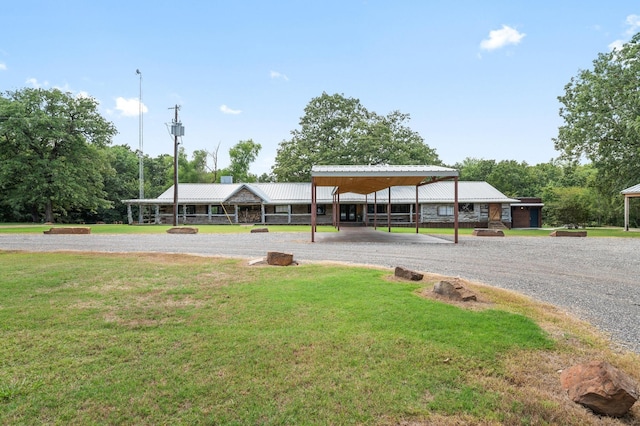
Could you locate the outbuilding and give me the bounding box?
[621,183,640,231]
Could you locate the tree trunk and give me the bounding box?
[45,200,54,223]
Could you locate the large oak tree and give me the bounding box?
[0,88,117,222]
[272,92,440,181]
[554,33,640,192]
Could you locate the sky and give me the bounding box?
[2,1,639,176]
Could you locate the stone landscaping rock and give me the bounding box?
[472,229,504,237]
[394,266,423,281]
[166,227,199,234]
[560,360,638,417]
[43,227,91,235]
[251,228,269,233]
[266,251,294,266]
[433,279,477,302]
[550,230,587,237]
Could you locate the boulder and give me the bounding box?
[433,279,477,302]
[250,227,269,233]
[472,229,504,237]
[166,227,199,234]
[43,227,91,235]
[394,266,423,281]
[550,230,587,237]
[560,360,638,417]
[266,251,294,266]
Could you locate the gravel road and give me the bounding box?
[2,230,639,353]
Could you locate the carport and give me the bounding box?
[310,165,460,243]
[622,183,640,231]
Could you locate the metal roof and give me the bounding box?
[311,164,459,195]
[123,181,516,204]
[621,183,640,195]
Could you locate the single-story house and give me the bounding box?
[621,183,640,231]
[123,180,519,228]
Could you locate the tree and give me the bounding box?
[272,92,440,181]
[229,139,261,183]
[554,33,640,192]
[0,88,117,222]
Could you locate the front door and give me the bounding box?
[489,203,501,222]
[529,208,539,228]
[340,204,357,221]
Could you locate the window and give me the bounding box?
[274,205,288,214]
[307,205,326,215]
[367,204,386,214]
[210,205,222,214]
[185,205,196,215]
[437,206,454,216]
[458,203,474,213]
[391,204,410,213]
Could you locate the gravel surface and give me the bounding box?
[2,231,639,353]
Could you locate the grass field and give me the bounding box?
[1,252,638,425]
[1,222,639,238]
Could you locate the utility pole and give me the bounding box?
[136,69,144,223]
[169,105,184,227]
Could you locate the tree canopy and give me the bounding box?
[272,92,440,181]
[0,88,117,222]
[554,33,640,192]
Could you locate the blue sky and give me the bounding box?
[2,1,639,176]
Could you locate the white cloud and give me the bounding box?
[608,14,640,51]
[115,97,148,117]
[220,104,242,115]
[25,78,49,88]
[0,63,6,71]
[609,39,625,51]
[480,25,526,51]
[625,14,640,35]
[270,70,289,81]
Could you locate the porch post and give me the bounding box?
[311,179,317,242]
[624,195,629,231]
[415,185,419,234]
[261,204,266,224]
[155,205,160,224]
[374,192,377,230]
[127,204,133,225]
[287,204,291,224]
[387,187,391,233]
[454,177,459,244]
[364,195,368,227]
[337,192,341,231]
[234,205,239,224]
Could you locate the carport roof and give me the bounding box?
[311,165,459,194]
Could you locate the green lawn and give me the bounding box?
[1,222,639,237]
[1,252,638,424]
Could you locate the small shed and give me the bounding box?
[511,197,544,228]
[621,183,640,231]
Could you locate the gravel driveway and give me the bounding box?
[2,230,639,353]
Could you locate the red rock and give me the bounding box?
[560,360,638,417]
[266,252,294,266]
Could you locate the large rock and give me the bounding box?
[166,227,198,234]
[472,229,504,237]
[266,251,294,266]
[43,227,91,234]
[550,230,587,237]
[433,280,477,302]
[250,227,269,233]
[394,266,423,281]
[560,360,638,417]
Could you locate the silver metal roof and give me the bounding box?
[311,164,459,177]
[621,183,640,195]
[123,181,516,204]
